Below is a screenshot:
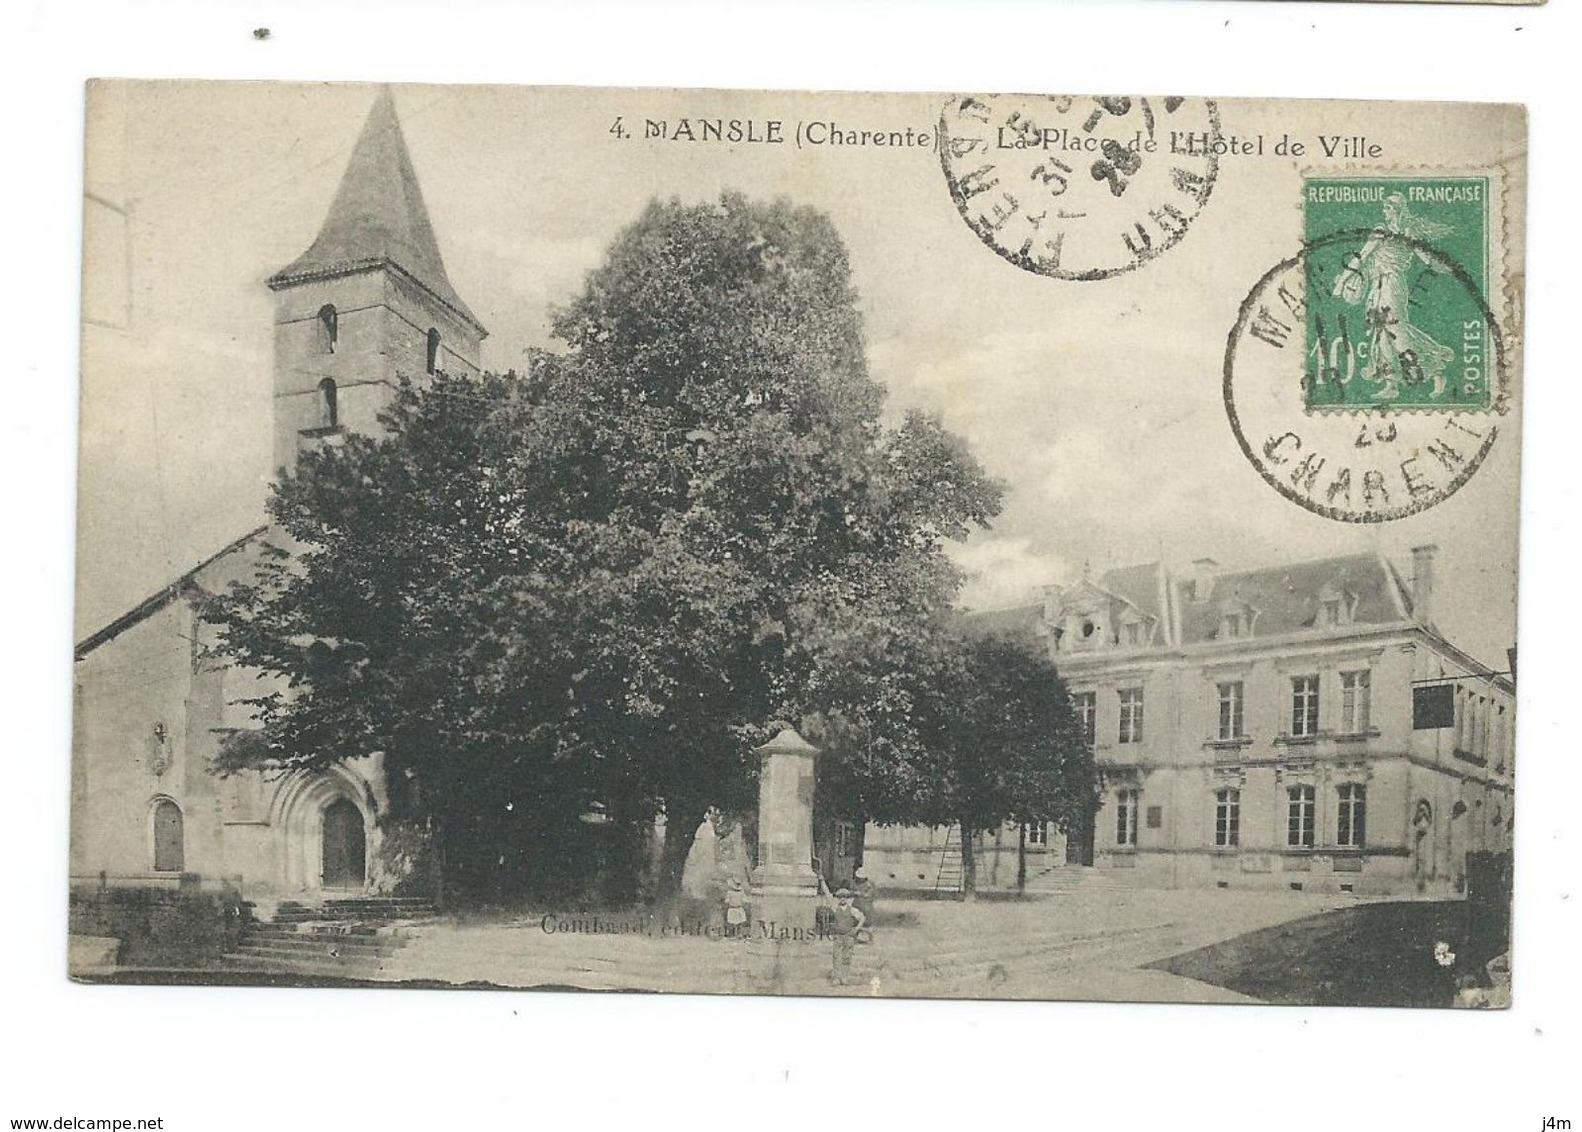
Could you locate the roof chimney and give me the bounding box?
[1410,545,1437,627]
[1189,558,1218,602]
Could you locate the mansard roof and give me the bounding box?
[959,603,1045,648]
[267,87,485,335]
[1094,562,1168,625]
[1174,552,1409,644]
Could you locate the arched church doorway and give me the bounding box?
[152,798,184,873]
[321,797,366,890]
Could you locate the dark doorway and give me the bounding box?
[321,798,366,890]
[1065,809,1096,866]
[153,799,184,872]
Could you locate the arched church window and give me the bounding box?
[426,328,442,375]
[318,304,338,354]
[318,378,338,430]
[152,798,184,873]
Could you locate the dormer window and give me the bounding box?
[1063,610,1108,652]
[426,327,442,374]
[1315,584,1355,628]
[1119,615,1152,648]
[1222,612,1244,639]
[317,304,338,353]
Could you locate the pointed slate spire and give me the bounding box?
[268,87,483,333]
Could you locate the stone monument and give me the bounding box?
[748,727,822,934]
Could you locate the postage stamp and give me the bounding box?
[1302,176,1492,413]
[1223,169,1509,524]
[937,94,1220,281]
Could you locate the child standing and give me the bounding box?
[821,879,867,986]
[723,877,749,940]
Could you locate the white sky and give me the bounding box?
[77,82,1520,667]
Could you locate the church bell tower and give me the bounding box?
[266,87,487,475]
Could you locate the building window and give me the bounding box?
[1337,784,1367,848]
[1222,612,1243,639]
[152,798,184,873]
[1494,704,1507,771]
[1072,691,1097,748]
[1217,681,1245,740]
[1025,821,1049,847]
[1118,688,1145,744]
[317,378,338,430]
[1214,788,1240,847]
[1287,785,1316,848]
[1115,789,1139,847]
[1340,670,1371,733]
[1322,598,1343,626]
[317,303,338,353]
[1290,675,1320,737]
[426,327,442,374]
[1124,622,1144,647]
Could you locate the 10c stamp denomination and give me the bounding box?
[1224,173,1507,523]
[938,94,1221,281]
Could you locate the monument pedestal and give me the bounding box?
[748,728,823,935]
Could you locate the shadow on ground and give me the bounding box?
[1147,900,1503,1008]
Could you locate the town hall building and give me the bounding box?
[863,549,1515,897]
[71,89,484,904]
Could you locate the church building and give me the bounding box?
[71,90,485,904]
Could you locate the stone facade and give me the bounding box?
[864,550,1514,897]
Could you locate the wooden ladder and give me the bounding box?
[933,826,964,896]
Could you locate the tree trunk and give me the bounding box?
[1017,823,1027,894]
[654,801,708,902]
[960,824,978,902]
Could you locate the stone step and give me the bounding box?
[235,937,400,960]
[275,896,435,911]
[252,919,388,935]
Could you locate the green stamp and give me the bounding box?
[1302,176,1491,412]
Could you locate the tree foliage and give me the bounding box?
[212,193,1007,902]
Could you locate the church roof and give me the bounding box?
[267,88,484,334]
[75,526,269,660]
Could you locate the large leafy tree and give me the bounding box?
[920,633,1098,897]
[213,193,1003,902]
[815,627,1098,898]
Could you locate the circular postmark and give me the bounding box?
[1224,228,1507,523]
[937,94,1221,281]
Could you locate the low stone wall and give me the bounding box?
[68,881,250,970]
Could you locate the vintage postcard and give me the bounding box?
[72,83,1523,1007]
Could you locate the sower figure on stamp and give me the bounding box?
[818,876,866,986]
[1331,194,1455,400]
